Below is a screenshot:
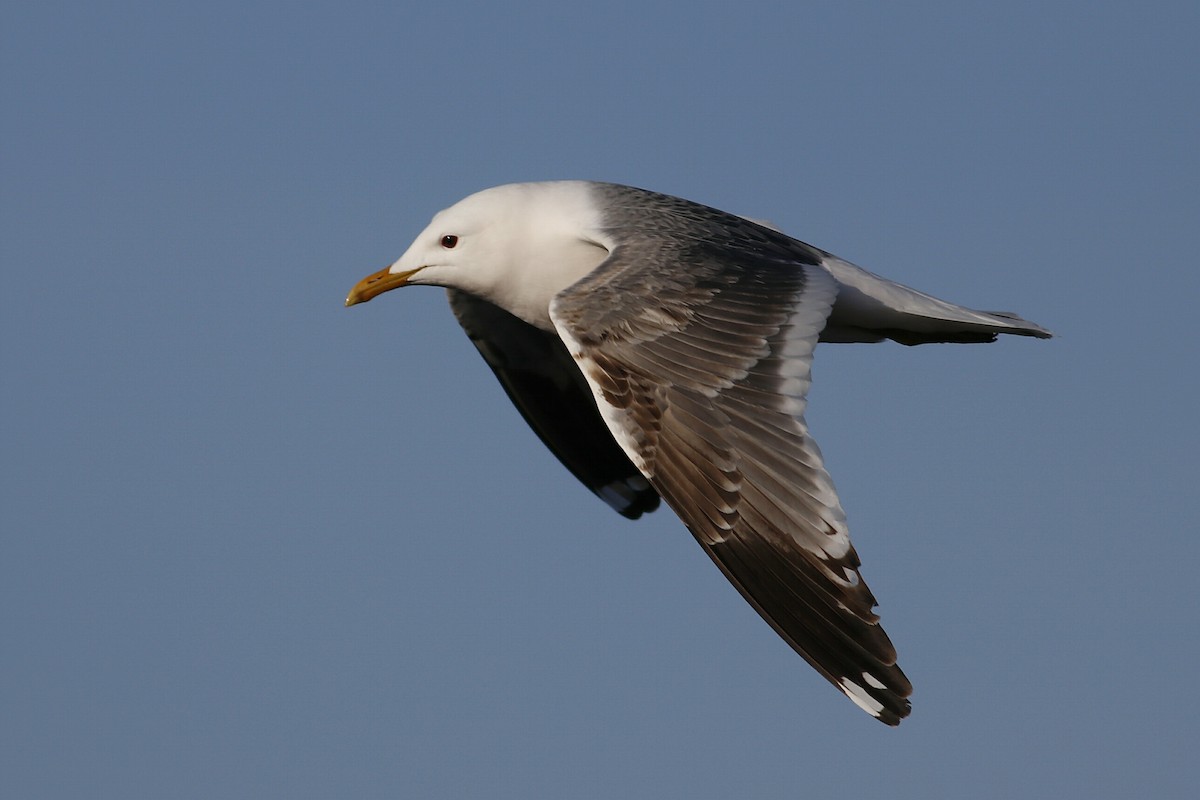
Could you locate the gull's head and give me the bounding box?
[345,181,610,328]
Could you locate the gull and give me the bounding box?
[346,181,1050,724]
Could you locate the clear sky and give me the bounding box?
[3,2,1197,798]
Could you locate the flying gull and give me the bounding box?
[346,181,1050,725]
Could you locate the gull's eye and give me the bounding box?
[440,235,459,249]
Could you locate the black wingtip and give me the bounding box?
[597,479,662,519]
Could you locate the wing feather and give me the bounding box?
[550,201,913,724]
[447,290,660,519]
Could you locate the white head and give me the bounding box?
[346,181,610,329]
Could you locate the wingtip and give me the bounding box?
[596,478,662,519]
[985,311,1054,339]
[838,674,913,726]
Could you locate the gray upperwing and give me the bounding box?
[550,191,913,723]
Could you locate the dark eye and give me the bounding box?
[440,235,458,248]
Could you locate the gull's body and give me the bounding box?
[347,181,1050,725]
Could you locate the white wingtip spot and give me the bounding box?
[838,677,884,717]
[862,671,887,690]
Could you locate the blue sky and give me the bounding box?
[2,1,1197,797]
